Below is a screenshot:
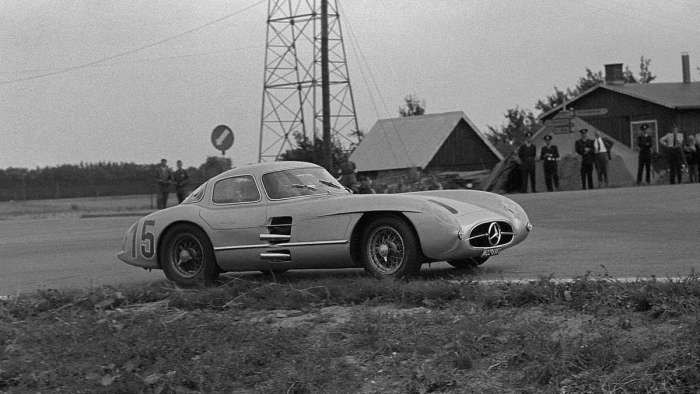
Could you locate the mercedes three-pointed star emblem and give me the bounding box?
[487,222,502,246]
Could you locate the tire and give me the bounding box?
[361,216,420,278]
[447,256,489,270]
[159,224,219,287]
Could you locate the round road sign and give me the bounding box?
[211,125,234,153]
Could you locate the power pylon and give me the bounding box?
[258,0,360,166]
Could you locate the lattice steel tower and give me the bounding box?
[258,0,360,164]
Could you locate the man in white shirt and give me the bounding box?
[659,125,686,184]
[593,131,613,187]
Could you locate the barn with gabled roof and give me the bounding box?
[349,111,503,188]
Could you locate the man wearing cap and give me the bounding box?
[517,131,537,193]
[636,124,653,185]
[574,128,595,189]
[540,134,559,192]
[659,124,685,184]
[154,158,172,209]
[592,131,613,187]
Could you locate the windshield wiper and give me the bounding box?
[318,179,341,189]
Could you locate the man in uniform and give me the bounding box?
[592,131,613,187]
[636,124,653,185]
[659,124,685,184]
[155,158,172,209]
[173,160,189,203]
[539,134,559,192]
[517,132,537,193]
[574,128,595,189]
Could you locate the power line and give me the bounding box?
[0,46,259,76]
[0,0,265,86]
[338,1,414,167]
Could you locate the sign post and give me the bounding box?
[211,125,234,156]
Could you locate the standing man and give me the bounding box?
[575,128,595,189]
[338,159,358,193]
[592,131,613,187]
[173,160,189,203]
[659,124,685,184]
[636,124,653,185]
[540,134,559,192]
[155,158,172,209]
[517,132,537,193]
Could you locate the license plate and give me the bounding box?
[481,248,501,257]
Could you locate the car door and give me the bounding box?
[198,174,268,270]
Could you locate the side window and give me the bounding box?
[212,176,260,204]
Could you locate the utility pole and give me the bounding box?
[320,0,332,170]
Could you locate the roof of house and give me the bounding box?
[349,111,503,172]
[540,81,700,120]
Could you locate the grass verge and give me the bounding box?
[1,273,699,393]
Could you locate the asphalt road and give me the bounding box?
[1,184,698,295]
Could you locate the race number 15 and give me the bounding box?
[139,220,156,259]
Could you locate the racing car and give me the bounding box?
[117,161,532,286]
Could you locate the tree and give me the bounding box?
[399,94,426,117]
[487,107,538,155]
[279,132,350,173]
[534,68,603,113]
[624,56,656,84]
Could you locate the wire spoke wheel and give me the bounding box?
[169,234,205,278]
[367,225,407,275]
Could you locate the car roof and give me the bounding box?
[210,161,323,182]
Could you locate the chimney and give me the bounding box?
[604,63,624,85]
[682,52,691,83]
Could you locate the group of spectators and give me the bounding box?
[154,158,189,209]
[515,130,613,193]
[655,124,700,184]
[516,123,700,193]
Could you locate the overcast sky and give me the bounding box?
[1,0,699,169]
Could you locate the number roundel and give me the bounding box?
[140,220,156,259]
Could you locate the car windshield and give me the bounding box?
[262,167,348,199]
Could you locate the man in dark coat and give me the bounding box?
[154,158,172,209]
[173,160,189,203]
[574,129,595,189]
[517,132,537,193]
[540,134,559,192]
[636,124,653,185]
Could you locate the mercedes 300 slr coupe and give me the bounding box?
[117,161,532,286]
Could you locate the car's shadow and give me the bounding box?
[215,264,487,286]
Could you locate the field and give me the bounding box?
[0,194,169,219]
[1,273,699,393]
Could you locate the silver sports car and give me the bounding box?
[118,161,532,286]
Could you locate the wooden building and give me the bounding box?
[349,111,503,187]
[540,58,700,151]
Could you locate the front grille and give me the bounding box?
[468,221,514,247]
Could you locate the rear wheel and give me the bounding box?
[159,224,219,287]
[447,256,489,270]
[361,216,420,278]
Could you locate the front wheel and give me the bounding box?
[447,256,489,270]
[361,216,420,278]
[159,224,219,287]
